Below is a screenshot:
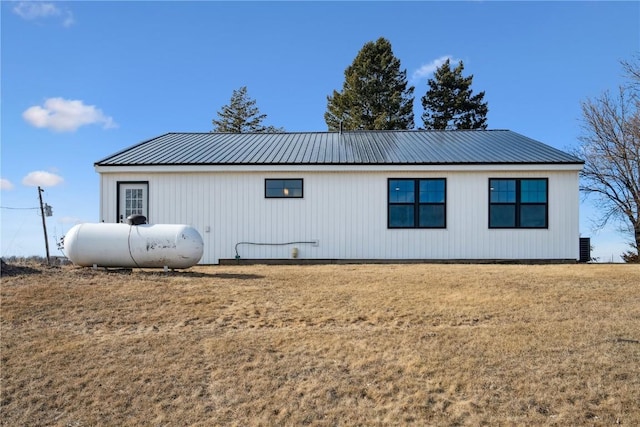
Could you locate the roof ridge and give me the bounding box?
[164,129,512,135]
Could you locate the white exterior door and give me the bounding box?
[118,182,148,223]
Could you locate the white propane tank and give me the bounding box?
[64,223,204,269]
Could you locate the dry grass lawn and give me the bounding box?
[1,262,639,426]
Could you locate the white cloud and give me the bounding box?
[411,55,457,83]
[1,178,15,191]
[22,171,64,187]
[13,1,57,19]
[23,98,117,132]
[61,10,75,28]
[13,1,75,27]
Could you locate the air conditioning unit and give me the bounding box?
[579,237,591,263]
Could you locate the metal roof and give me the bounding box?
[95,130,583,166]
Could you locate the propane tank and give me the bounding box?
[64,222,204,269]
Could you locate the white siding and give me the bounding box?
[99,168,580,264]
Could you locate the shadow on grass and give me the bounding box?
[4,263,267,281]
[210,272,266,280]
[0,260,43,277]
[87,268,266,280]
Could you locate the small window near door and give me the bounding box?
[265,179,303,198]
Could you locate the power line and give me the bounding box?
[0,206,39,210]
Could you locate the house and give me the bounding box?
[94,130,584,264]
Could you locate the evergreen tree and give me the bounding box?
[421,59,488,130]
[325,37,414,131]
[212,86,283,133]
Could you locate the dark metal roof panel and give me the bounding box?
[95,130,584,166]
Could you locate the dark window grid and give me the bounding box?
[388,179,446,229]
[489,178,548,229]
[265,179,304,198]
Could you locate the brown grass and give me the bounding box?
[1,263,639,426]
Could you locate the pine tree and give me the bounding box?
[212,86,283,133]
[325,37,414,131]
[421,59,488,130]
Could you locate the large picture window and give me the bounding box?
[489,178,548,228]
[388,178,446,228]
[265,179,303,198]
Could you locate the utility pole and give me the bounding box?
[38,186,51,265]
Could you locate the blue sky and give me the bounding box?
[1,1,638,261]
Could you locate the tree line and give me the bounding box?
[211,37,488,133]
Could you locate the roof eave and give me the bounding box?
[95,161,585,173]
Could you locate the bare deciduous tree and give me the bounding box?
[578,56,640,262]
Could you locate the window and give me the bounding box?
[489,178,548,228]
[265,179,303,198]
[125,188,144,217]
[388,178,446,228]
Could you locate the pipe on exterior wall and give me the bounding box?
[234,241,318,260]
